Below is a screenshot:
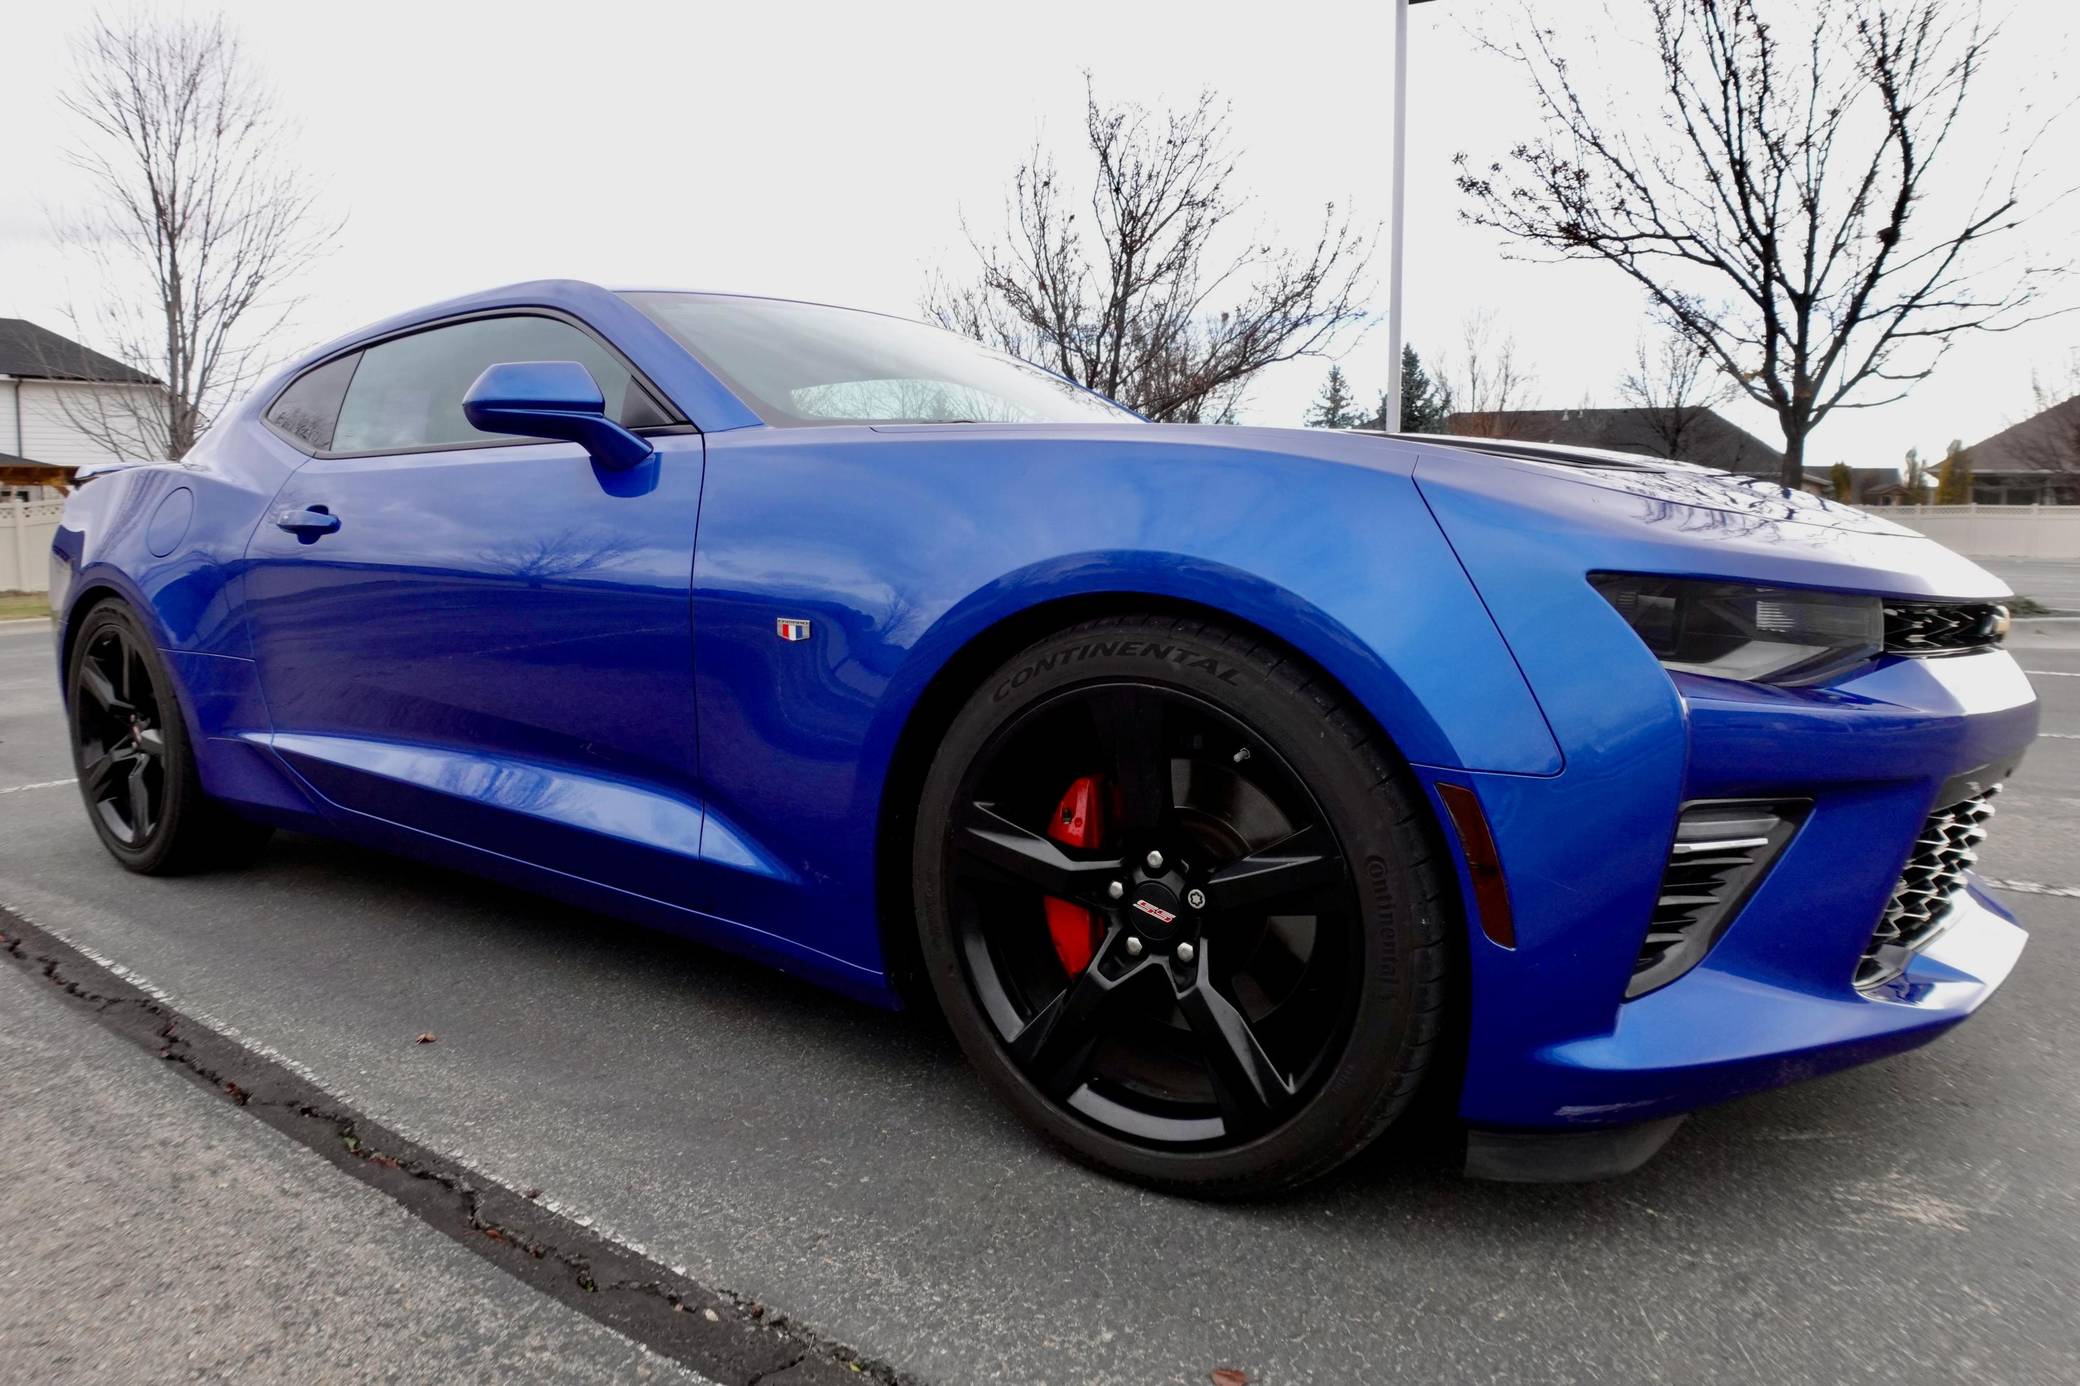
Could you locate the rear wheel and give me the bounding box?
[912,614,1451,1196]
[67,601,272,874]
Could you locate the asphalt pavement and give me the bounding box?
[0,960,702,1385]
[1,589,2077,1385]
[1994,557,2080,613]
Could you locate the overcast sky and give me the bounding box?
[1,0,2073,467]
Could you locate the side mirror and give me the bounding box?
[463,361,656,471]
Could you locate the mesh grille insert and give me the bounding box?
[1883,602,2007,656]
[1629,801,1805,999]
[1856,785,2000,989]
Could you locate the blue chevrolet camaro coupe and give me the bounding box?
[50,280,2037,1192]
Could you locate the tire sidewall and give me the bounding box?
[912,618,1438,1193]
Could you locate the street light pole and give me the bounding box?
[1385,0,1437,434]
[1384,0,1412,434]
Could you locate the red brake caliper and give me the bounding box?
[1044,775,1106,974]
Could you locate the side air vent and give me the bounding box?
[1856,785,2000,990]
[1628,800,1806,999]
[1883,601,2008,656]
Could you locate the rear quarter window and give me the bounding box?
[264,352,362,450]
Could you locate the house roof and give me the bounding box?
[1,454,81,495]
[1,449,78,476]
[1442,406,1785,478]
[0,319,158,385]
[1966,394,2080,475]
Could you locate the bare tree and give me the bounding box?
[1455,0,2065,488]
[1442,310,1537,437]
[926,80,1370,422]
[1617,327,1733,460]
[49,11,336,460]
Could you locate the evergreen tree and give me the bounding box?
[1359,344,1454,431]
[1829,461,1855,502]
[1306,365,1363,429]
[1934,439,1974,505]
[1397,344,1453,432]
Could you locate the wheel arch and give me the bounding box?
[55,575,156,711]
[869,587,1468,1013]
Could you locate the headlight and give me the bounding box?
[1591,575,1883,686]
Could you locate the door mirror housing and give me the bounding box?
[463,361,656,471]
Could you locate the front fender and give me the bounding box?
[687,423,1558,978]
[868,543,1560,789]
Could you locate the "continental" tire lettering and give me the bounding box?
[992,641,1242,701]
[1363,855,1398,982]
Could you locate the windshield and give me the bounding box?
[622,292,1139,428]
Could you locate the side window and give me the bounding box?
[264,352,361,450]
[328,315,677,455]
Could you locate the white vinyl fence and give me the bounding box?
[2,498,65,594]
[1887,505,2080,561]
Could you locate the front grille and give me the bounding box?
[1856,786,2000,989]
[1629,801,1804,999]
[1883,601,2008,656]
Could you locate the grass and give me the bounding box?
[2008,595,2053,617]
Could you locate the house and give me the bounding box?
[0,319,166,500]
[1960,395,2080,504]
[1443,406,1787,482]
[1834,467,1921,506]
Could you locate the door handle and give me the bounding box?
[274,506,340,538]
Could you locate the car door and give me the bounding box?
[241,312,712,899]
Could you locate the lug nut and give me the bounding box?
[1125,936,1144,957]
[1107,880,1125,900]
[1186,888,1207,911]
[1176,941,1196,964]
[1145,850,1165,871]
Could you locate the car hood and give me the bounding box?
[1402,434,2009,602]
[1396,435,1915,537]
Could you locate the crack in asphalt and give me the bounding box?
[0,908,913,1386]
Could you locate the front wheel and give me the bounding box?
[912,614,1451,1196]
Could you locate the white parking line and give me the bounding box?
[2025,670,2080,677]
[1984,878,2080,900]
[0,778,74,796]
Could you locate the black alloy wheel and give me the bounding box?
[67,601,272,874]
[914,615,1450,1196]
[74,620,168,849]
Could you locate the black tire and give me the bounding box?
[912,613,1450,1196]
[66,601,273,875]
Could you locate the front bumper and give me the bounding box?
[1516,879,2023,1126]
[1456,879,2024,1178]
[1411,453,2038,1134]
[1428,645,2037,1131]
